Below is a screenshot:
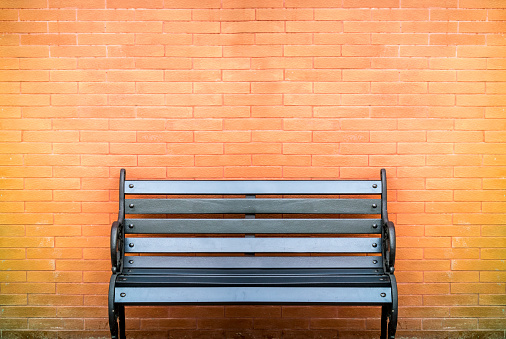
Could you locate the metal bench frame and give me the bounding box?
[109,169,397,338]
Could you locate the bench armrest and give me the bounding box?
[383,221,396,274]
[111,221,123,274]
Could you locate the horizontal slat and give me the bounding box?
[125,180,382,195]
[125,198,381,215]
[114,286,392,304]
[116,275,391,287]
[124,237,381,253]
[123,256,383,269]
[125,219,382,234]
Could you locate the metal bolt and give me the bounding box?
[120,293,126,297]
[381,293,386,298]
[129,243,134,248]
[372,243,378,248]
[129,203,134,208]
[372,224,378,229]
[373,260,378,264]
[372,184,377,188]
[128,224,134,229]
[128,260,134,264]
[372,204,377,208]
[129,184,134,188]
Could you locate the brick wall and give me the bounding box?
[1,0,505,338]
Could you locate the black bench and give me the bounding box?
[109,169,397,338]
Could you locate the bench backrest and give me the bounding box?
[117,169,389,271]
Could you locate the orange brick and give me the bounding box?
[50,70,106,81]
[252,131,310,143]
[166,119,222,131]
[0,22,47,33]
[427,178,482,190]
[224,45,283,58]
[0,46,50,58]
[252,106,311,118]
[77,33,135,45]
[105,21,162,33]
[285,69,342,82]
[107,0,162,8]
[195,131,251,143]
[341,143,396,155]
[312,155,369,167]
[284,119,340,131]
[136,131,192,142]
[167,143,223,155]
[2,259,55,271]
[165,166,223,178]
[252,154,310,166]
[257,9,313,20]
[196,155,250,167]
[164,70,220,82]
[425,271,479,283]
[343,70,399,81]
[78,57,135,70]
[225,143,281,154]
[108,94,165,106]
[341,118,397,131]
[283,143,339,155]
[344,21,401,33]
[223,0,283,7]
[193,9,254,21]
[21,34,77,46]
[285,94,341,106]
[224,166,282,178]
[314,57,370,70]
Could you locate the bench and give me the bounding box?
[109,168,397,339]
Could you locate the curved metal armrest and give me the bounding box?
[110,221,122,274]
[386,221,396,273]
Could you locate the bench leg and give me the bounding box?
[388,274,398,339]
[108,275,119,339]
[118,305,126,339]
[380,305,388,339]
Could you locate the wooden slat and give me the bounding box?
[124,218,382,234]
[124,237,382,253]
[125,198,381,215]
[114,286,392,304]
[122,256,383,269]
[125,180,382,195]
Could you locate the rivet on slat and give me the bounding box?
[373,260,378,264]
[372,243,378,248]
[129,243,134,248]
[129,184,134,188]
[381,293,386,297]
[128,260,134,264]
[129,204,134,208]
[372,184,378,188]
[372,224,378,229]
[128,224,134,229]
[372,204,378,208]
[120,293,126,297]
